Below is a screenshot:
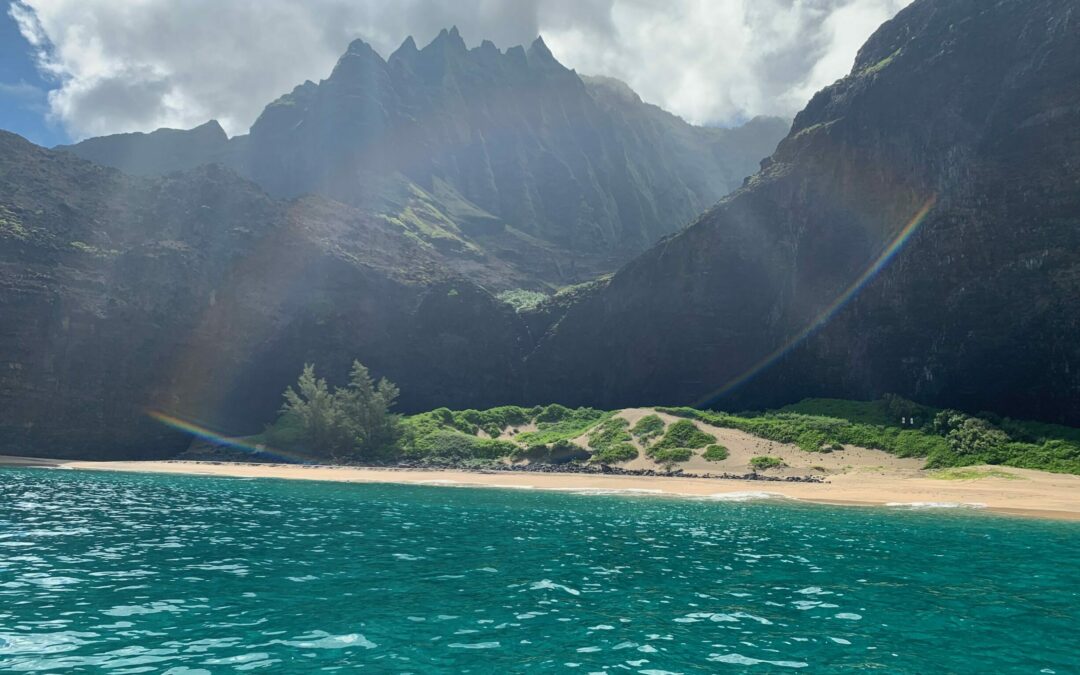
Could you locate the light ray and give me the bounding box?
[696,195,938,407]
[146,409,317,464]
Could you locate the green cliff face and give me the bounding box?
[526,0,1080,425]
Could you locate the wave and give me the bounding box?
[698,491,791,502]
[885,501,987,510]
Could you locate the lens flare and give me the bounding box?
[696,195,938,408]
[146,409,317,464]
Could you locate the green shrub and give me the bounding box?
[631,414,665,445]
[588,417,631,452]
[515,440,589,464]
[750,455,785,470]
[655,405,950,457]
[590,443,639,464]
[496,289,548,312]
[518,408,611,445]
[652,419,714,451]
[651,447,693,464]
[411,430,516,460]
[536,404,573,423]
[702,444,729,461]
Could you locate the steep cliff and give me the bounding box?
[527,0,1080,424]
[60,30,787,285]
[0,132,529,458]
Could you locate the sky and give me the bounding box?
[0,0,912,145]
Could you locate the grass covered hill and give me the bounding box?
[251,394,1080,476]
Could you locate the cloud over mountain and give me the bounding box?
[11,0,909,140]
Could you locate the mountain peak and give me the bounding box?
[329,37,387,83]
[526,35,556,64]
[397,35,418,53]
[190,119,228,141]
[426,26,467,54]
[344,37,381,58]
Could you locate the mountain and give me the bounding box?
[526,0,1080,425]
[59,30,788,287]
[0,131,537,458]
[5,0,1078,461]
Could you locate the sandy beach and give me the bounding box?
[3,454,1078,521]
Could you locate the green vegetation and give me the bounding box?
[588,417,631,450]
[590,443,638,464]
[517,405,611,445]
[378,183,480,255]
[514,440,590,464]
[630,414,665,446]
[657,402,943,456]
[930,468,1024,481]
[69,241,119,257]
[396,403,609,465]
[750,455,786,471]
[658,396,1080,475]
[586,417,637,464]
[651,447,693,465]
[497,289,549,312]
[652,419,714,452]
[260,383,1080,474]
[408,429,517,461]
[702,444,729,462]
[0,205,28,240]
[266,361,402,462]
[642,419,712,466]
[859,47,902,77]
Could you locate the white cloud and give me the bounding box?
[9,0,912,140]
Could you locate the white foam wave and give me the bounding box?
[700,491,789,502]
[885,501,987,510]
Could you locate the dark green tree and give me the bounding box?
[336,360,402,459]
[280,364,348,458]
[279,360,403,461]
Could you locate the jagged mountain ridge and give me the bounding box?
[525,0,1080,424]
[60,28,788,287]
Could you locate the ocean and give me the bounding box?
[1,467,1077,673]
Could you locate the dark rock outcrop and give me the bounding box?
[526,0,1080,424]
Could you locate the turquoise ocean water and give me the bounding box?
[0,467,1077,673]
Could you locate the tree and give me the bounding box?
[280,364,348,458]
[336,360,402,459]
[277,360,403,462]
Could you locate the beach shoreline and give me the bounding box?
[3,455,1078,521]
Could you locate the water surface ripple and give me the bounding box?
[0,468,1077,673]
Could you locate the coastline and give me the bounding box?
[3,455,1079,521]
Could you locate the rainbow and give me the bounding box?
[696,195,938,407]
[146,409,317,464]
